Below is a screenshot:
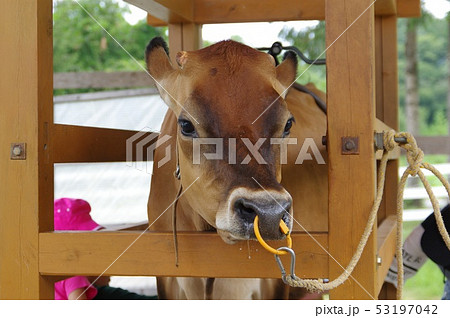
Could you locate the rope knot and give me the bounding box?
[383,130,397,152]
[396,132,423,177]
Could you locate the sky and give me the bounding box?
[124,0,449,47]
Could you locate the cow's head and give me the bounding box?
[146,37,297,244]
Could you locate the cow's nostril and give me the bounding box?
[234,199,256,223]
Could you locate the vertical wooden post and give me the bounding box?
[375,15,399,300]
[0,0,54,299]
[326,0,377,299]
[168,23,202,64]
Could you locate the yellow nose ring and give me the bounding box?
[254,216,292,255]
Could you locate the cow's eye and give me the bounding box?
[283,117,294,137]
[178,119,197,137]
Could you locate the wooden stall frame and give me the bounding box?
[0,0,418,299]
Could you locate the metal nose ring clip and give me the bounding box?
[274,247,297,284]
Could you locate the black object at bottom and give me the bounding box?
[94,286,158,300]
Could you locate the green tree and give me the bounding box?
[53,0,164,73]
[398,15,448,135]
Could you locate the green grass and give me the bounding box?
[401,221,445,300]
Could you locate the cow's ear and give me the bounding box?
[275,51,297,96]
[145,37,174,80]
[146,37,183,112]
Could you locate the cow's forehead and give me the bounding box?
[194,40,271,66]
[177,40,288,136]
[182,40,276,80]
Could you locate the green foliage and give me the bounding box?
[278,21,326,91]
[280,15,448,136]
[53,0,166,73]
[397,17,448,134]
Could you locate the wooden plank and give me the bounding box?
[101,221,149,231]
[168,23,201,64]
[374,118,396,133]
[195,0,407,24]
[375,15,399,299]
[125,0,194,23]
[182,23,202,51]
[397,0,421,18]
[0,0,53,299]
[54,71,155,89]
[326,0,377,299]
[380,16,399,132]
[374,118,401,160]
[39,232,329,278]
[147,13,167,27]
[53,124,159,163]
[375,16,385,121]
[374,0,396,16]
[132,0,419,23]
[379,282,397,300]
[168,24,183,64]
[376,215,397,295]
[38,0,57,300]
[194,0,326,23]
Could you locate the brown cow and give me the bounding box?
[146,37,327,299]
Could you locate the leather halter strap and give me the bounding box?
[172,139,182,267]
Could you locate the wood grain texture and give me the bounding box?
[374,119,401,160]
[375,15,399,299]
[147,13,167,27]
[53,124,159,163]
[39,232,329,278]
[376,215,396,294]
[397,0,421,18]
[0,0,53,299]
[194,0,403,23]
[194,0,326,23]
[135,0,419,24]
[326,0,377,299]
[125,0,194,23]
[168,23,201,65]
[135,0,418,24]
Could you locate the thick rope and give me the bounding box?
[281,130,450,299]
[386,131,450,299]
[283,147,390,293]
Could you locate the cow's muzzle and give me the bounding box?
[232,191,292,240]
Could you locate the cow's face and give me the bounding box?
[146,38,297,244]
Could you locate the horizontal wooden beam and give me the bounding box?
[147,13,167,27]
[374,0,397,16]
[102,221,150,231]
[39,232,329,278]
[125,0,194,23]
[397,0,421,18]
[141,0,420,26]
[376,215,396,295]
[54,72,154,89]
[194,0,326,23]
[53,124,159,163]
